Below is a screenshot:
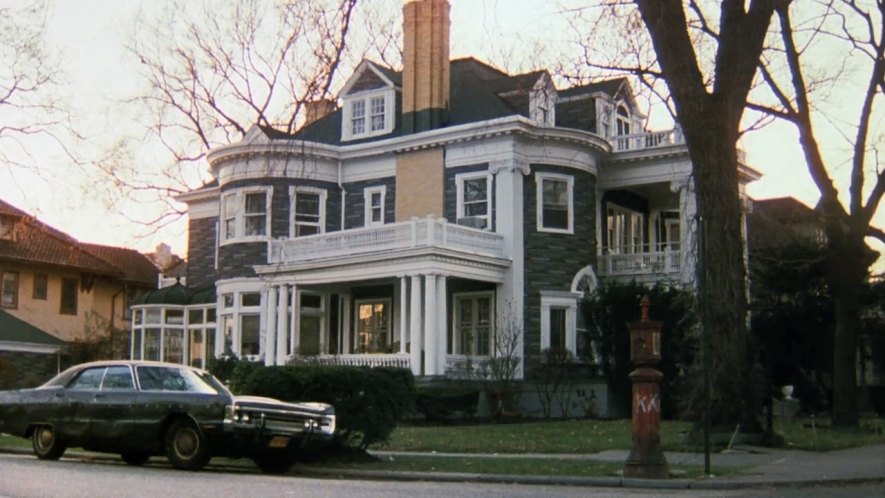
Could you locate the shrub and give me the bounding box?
[415,385,480,421]
[239,365,415,450]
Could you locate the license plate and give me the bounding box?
[268,436,290,448]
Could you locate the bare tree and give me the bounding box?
[0,1,78,187]
[97,0,400,230]
[746,0,885,427]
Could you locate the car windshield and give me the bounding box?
[136,365,221,394]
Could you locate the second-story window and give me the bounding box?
[456,172,491,229]
[60,277,78,315]
[364,186,385,226]
[1,271,19,308]
[220,188,272,244]
[291,187,327,237]
[536,173,574,234]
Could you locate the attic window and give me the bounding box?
[342,89,394,141]
[616,105,631,135]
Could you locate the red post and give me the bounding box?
[624,295,670,479]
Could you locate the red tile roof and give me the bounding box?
[0,199,159,283]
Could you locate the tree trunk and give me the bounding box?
[686,113,760,431]
[827,231,866,428]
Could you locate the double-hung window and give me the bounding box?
[456,172,491,229]
[536,172,574,234]
[370,97,385,132]
[452,293,494,356]
[351,100,366,136]
[60,277,78,315]
[342,90,393,141]
[1,271,19,308]
[364,186,385,226]
[290,187,326,237]
[220,188,271,243]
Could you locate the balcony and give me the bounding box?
[613,127,684,152]
[597,243,682,278]
[269,216,506,265]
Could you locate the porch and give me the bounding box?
[596,242,682,279]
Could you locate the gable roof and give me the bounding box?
[0,310,65,347]
[0,199,159,283]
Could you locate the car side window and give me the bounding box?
[68,367,106,390]
[136,366,187,391]
[101,366,134,390]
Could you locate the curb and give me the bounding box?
[2,446,883,490]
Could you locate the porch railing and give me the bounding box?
[597,243,681,276]
[308,354,411,369]
[269,216,505,264]
[613,127,685,152]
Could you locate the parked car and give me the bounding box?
[0,360,335,473]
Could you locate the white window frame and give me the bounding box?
[341,88,395,141]
[353,298,392,354]
[616,103,631,136]
[536,172,574,234]
[289,186,327,237]
[455,172,492,229]
[451,291,495,357]
[363,186,386,227]
[539,293,578,354]
[219,187,272,246]
[215,282,264,361]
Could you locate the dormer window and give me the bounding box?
[616,104,631,135]
[342,90,395,141]
[530,76,557,127]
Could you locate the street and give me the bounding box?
[0,452,881,498]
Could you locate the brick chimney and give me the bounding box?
[303,99,337,127]
[401,0,450,134]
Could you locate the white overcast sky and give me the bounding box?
[0,0,870,266]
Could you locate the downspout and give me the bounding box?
[338,160,346,230]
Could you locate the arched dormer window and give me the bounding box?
[616,104,631,136]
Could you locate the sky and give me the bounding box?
[0,0,876,267]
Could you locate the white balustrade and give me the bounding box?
[613,127,685,152]
[270,217,505,264]
[597,243,682,277]
[307,354,411,369]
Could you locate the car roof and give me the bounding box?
[73,360,205,372]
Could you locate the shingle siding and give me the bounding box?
[522,165,596,370]
[186,217,217,289]
[343,177,396,229]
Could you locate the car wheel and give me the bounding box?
[252,450,297,474]
[121,452,151,466]
[164,419,210,470]
[32,425,66,460]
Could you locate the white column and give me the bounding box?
[424,274,438,376]
[290,285,300,355]
[399,277,408,354]
[265,287,278,366]
[276,285,289,365]
[435,275,447,376]
[342,294,352,354]
[409,275,422,375]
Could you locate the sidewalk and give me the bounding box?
[1,443,883,490]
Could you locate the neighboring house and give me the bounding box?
[132,0,759,381]
[0,199,158,385]
[748,197,826,250]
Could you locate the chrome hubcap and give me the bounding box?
[174,428,198,458]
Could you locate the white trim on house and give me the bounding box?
[289,186,328,237]
[363,185,386,227]
[218,187,273,246]
[216,279,265,361]
[535,172,574,234]
[0,341,61,354]
[539,291,579,354]
[455,171,492,229]
[341,88,396,141]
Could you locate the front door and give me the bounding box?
[354,300,390,353]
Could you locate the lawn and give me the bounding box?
[378,417,885,454]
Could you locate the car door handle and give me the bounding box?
[94,393,106,399]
